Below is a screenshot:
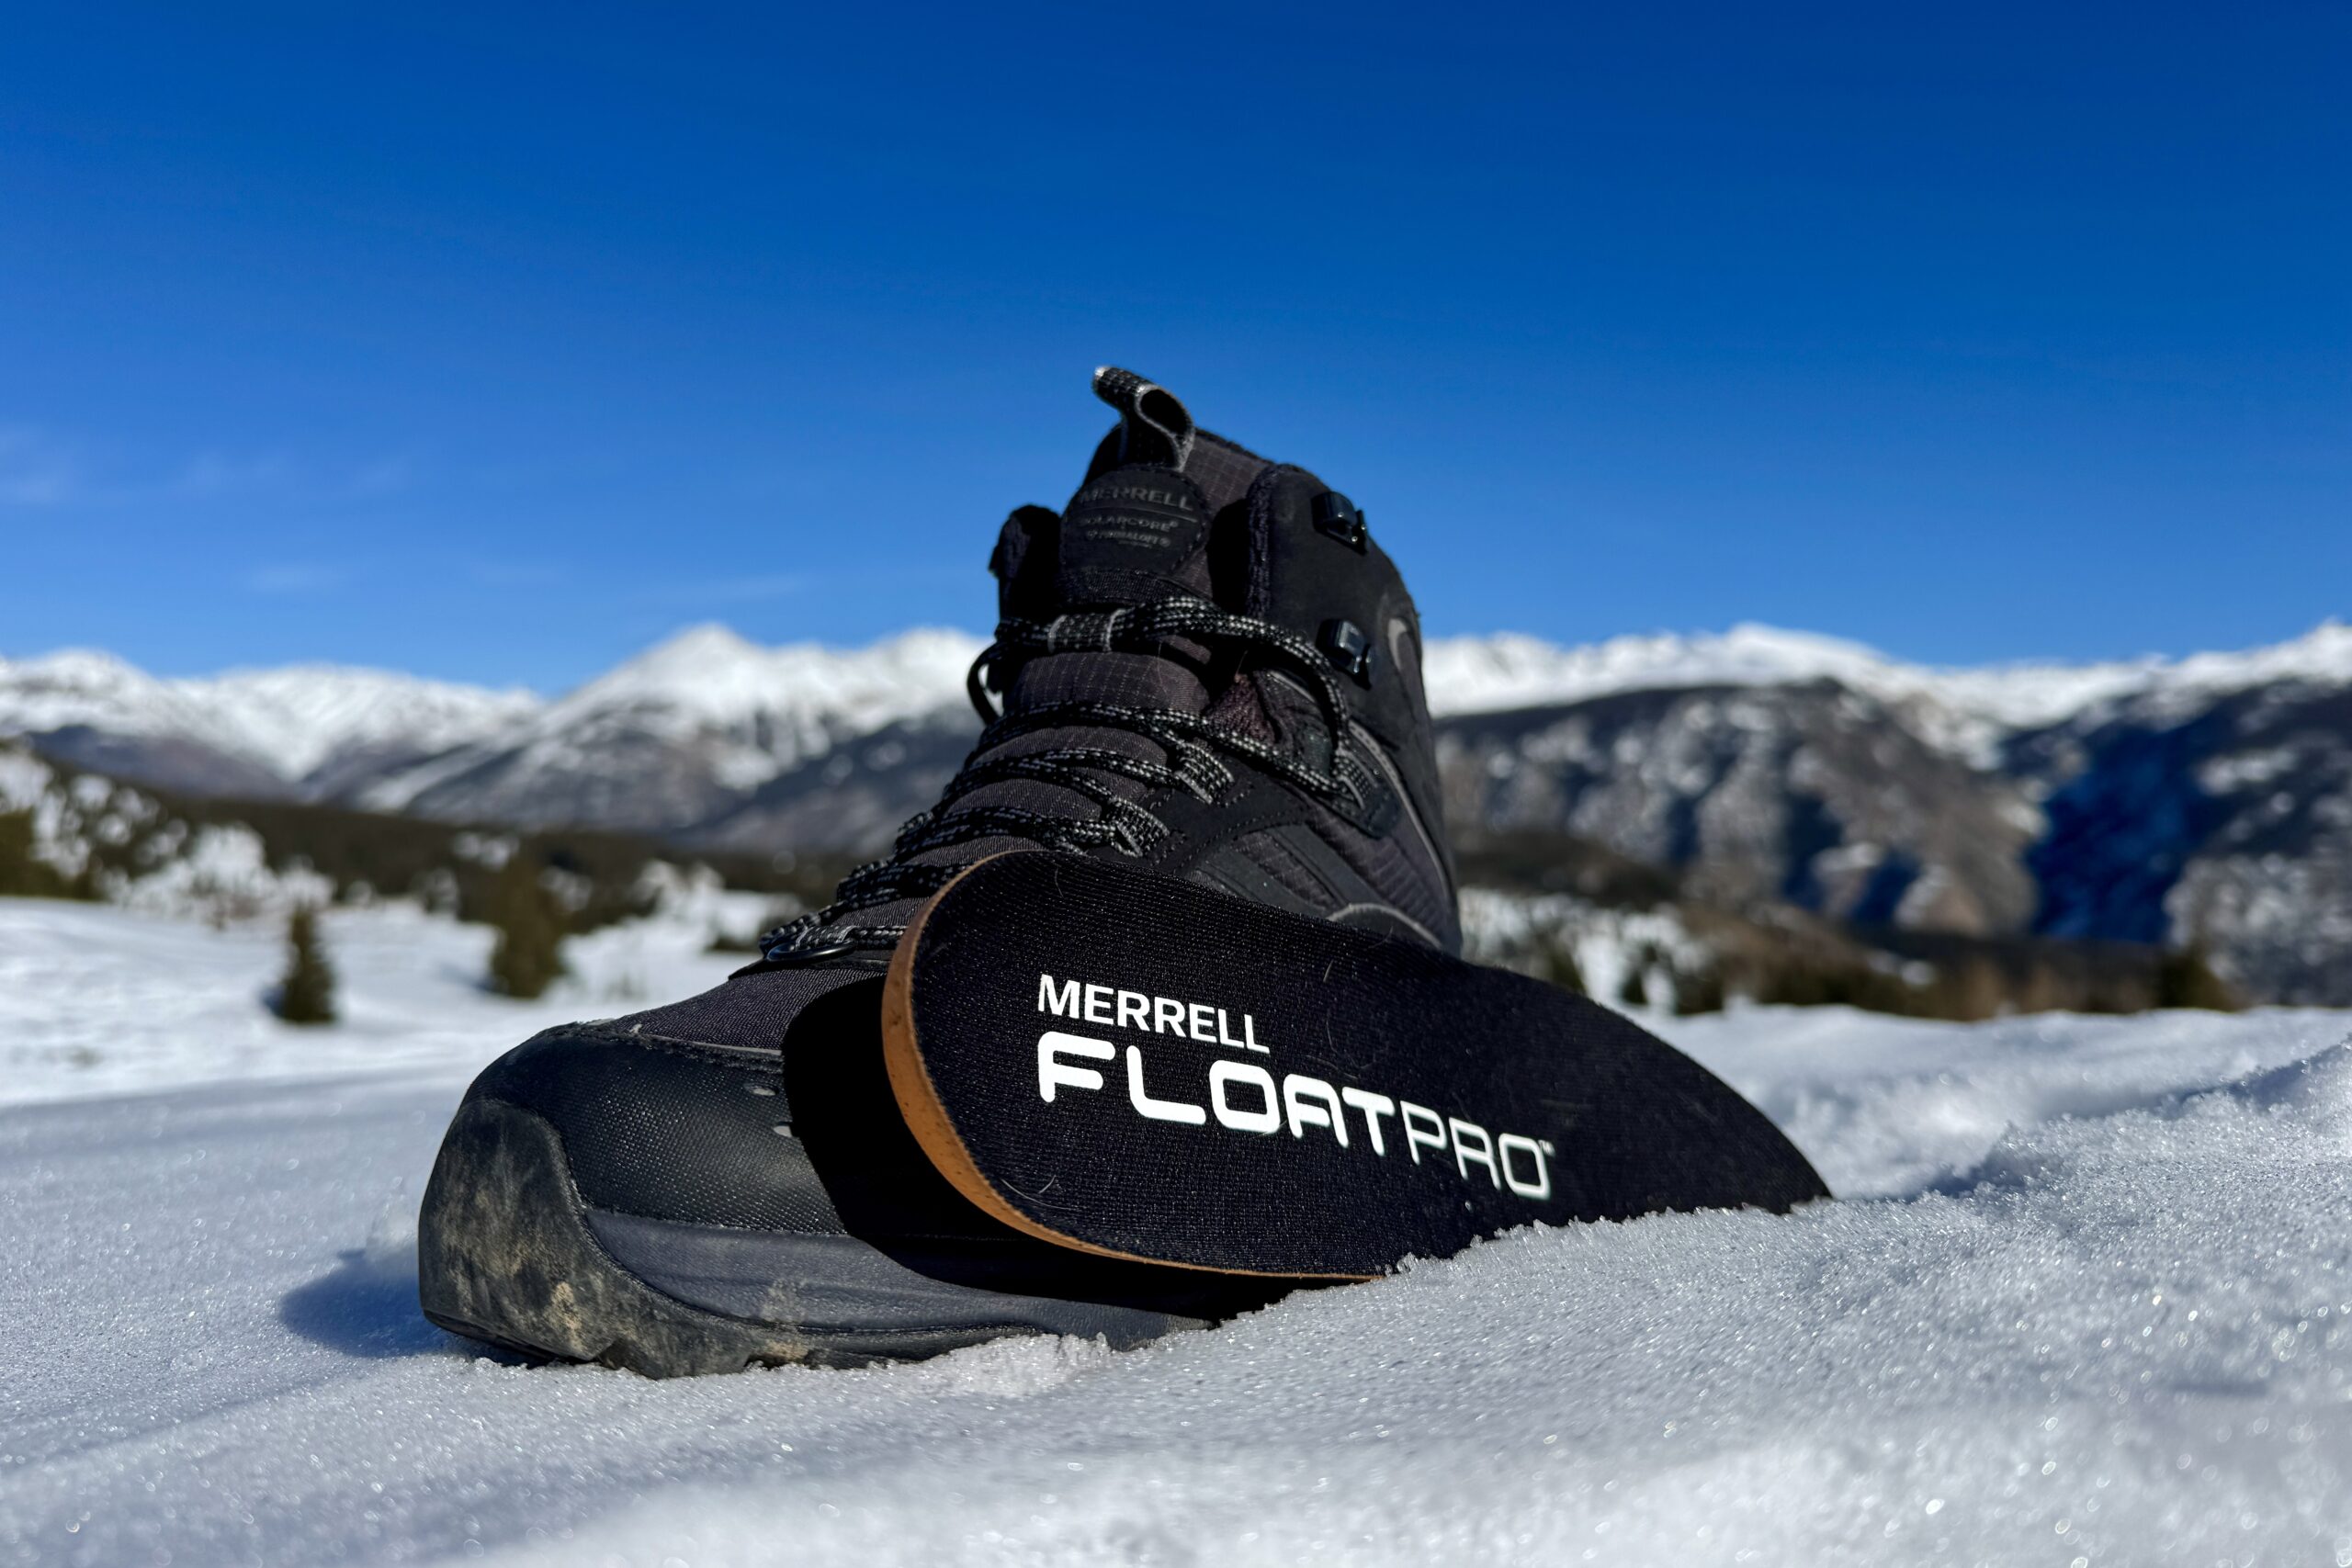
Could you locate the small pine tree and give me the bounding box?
[1539,936,1587,996]
[2154,942,2240,1012]
[487,856,567,999]
[1617,963,1650,1009]
[274,906,337,1025]
[1670,961,1726,1016]
[0,808,72,899]
[1922,956,2009,1023]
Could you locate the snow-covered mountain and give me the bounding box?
[1430,621,2352,1002]
[352,625,986,837]
[17,620,2346,809]
[0,626,990,833]
[0,649,539,798]
[1427,620,2352,749]
[10,619,2352,999]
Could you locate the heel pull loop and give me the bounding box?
[1091,366,1195,472]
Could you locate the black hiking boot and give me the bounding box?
[417,366,1469,1373]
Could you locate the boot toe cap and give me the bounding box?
[463,1023,842,1235]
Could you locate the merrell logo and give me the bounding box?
[1080,484,1191,510]
[1033,973,1555,1202]
[1036,974,1263,1051]
[1067,487,1194,551]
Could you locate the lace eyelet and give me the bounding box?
[761,937,861,967]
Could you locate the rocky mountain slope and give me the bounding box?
[1433,624,2352,1001]
[7,620,2349,1000]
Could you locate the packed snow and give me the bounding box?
[3,893,2351,1566]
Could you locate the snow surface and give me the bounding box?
[5,896,2352,1564]
[0,895,763,1110]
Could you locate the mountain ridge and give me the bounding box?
[14,616,2349,778]
[8,619,2351,1001]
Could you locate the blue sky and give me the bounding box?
[4,3,2346,691]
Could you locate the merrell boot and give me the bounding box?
[418,366,1469,1373]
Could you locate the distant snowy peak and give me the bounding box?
[194,666,541,777]
[349,625,992,819]
[1422,626,1905,719]
[1423,619,2352,729]
[0,649,540,784]
[0,648,226,742]
[520,622,984,786]
[561,623,984,734]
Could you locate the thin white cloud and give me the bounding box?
[465,559,569,589]
[643,573,806,605]
[243,563,353,595]
[349,456,416,499]
[0,428,417,510]
[175,451,298,499]
[0,426,85,507]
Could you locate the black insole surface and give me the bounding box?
[889,855,1830,1277]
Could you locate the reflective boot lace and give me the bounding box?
[754,594,1378,966]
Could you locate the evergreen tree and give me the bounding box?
[487,855,567,999]
[1922,956,2009,1023]
[0,808,72,899]
[1617,962,1650,1009]
[2154,942,2239,1011]
[1670,961,1726,1016]
[1540,938,1587,997]
[274,906,337,1025]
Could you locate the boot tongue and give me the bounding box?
[799,368,1270,945]
[1051,464,1216,610]
[941,475,1208,881]
[1010,463,1215,721]
[1011,367,1250,715]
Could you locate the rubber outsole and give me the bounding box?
[417,1098,1186,1374]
